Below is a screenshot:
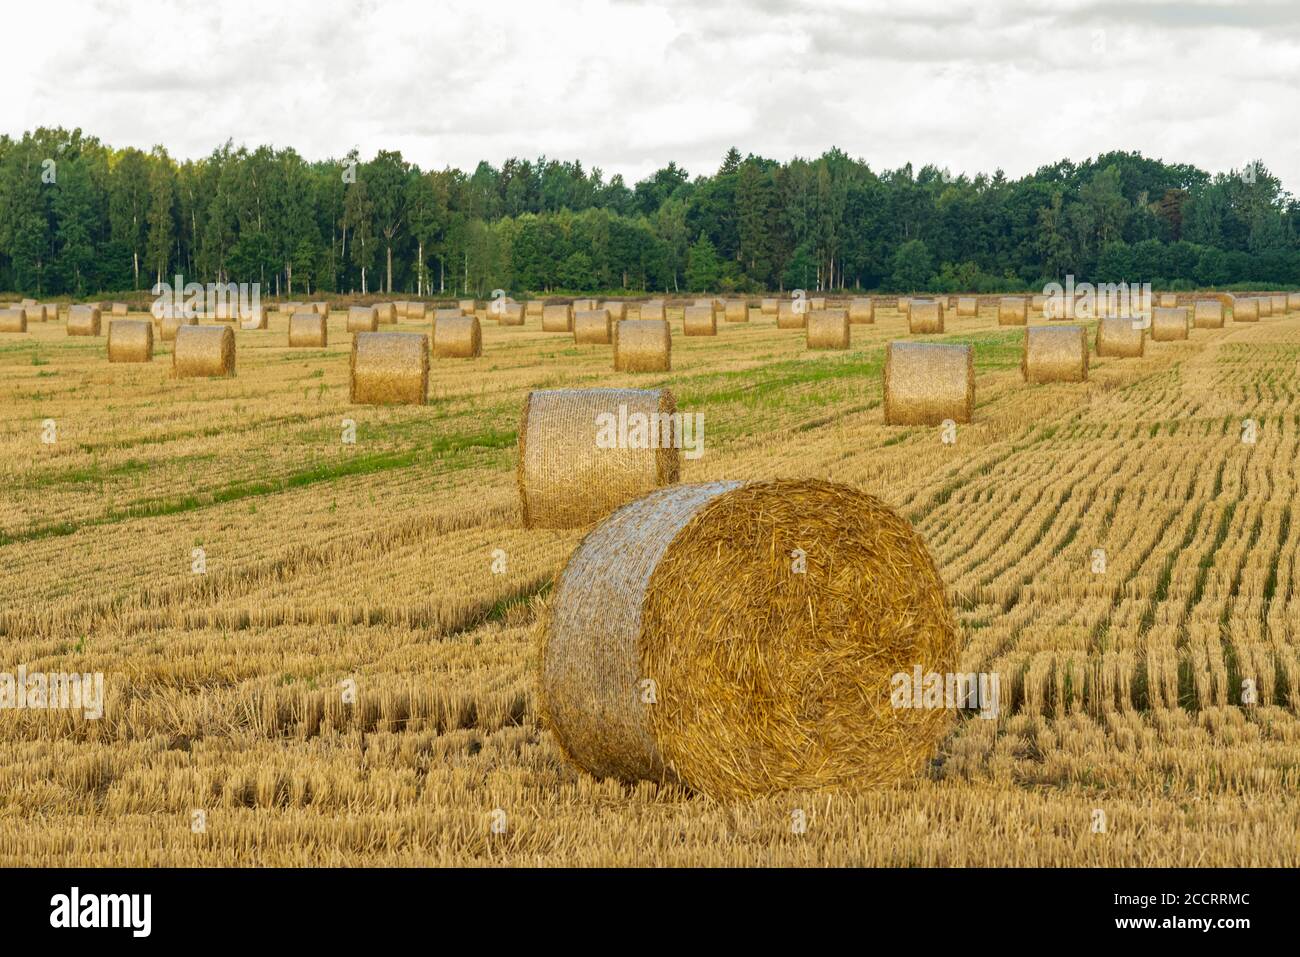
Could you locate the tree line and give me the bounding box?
[1,127,1296,299]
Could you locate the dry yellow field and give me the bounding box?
[2,301,1298,866]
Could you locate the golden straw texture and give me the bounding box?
[1150,306,1189,341]
[683,305,717,336]
[432,315,482,358]
[107,319,153,362]
[458,300,477,316]
[288,312,327,347]
[956,297,978,317]
[347,306,379,332]
[1193,300,1224,329]
[638,301,666,321]
[1022,325,1088,383]
[1158,293,1178,308]
[542,304,574,332]
[908,299,944,334]
[525,300,544,318]
[111,303,128,317]
[573,309,613,344]
[1233,298,1259,322]
[776,300,808,329]
[349,331,428,405]
[1095,317,1145,356]
[517,387,681,529]
[373,302,397,325]
[66,305,101,336]
[997,297,1028,325]
[724,299,749,323]
[602,302,628,322]
[760,298,778,315]
[613,319,671,372]
[806,309,850,349]
[0,308,26,333]
[884,341,973,425]
[173,324,235,378]
[848,298,875,324]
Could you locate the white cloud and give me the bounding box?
[4,0,1298,189]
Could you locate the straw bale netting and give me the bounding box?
[1158,293,1178,308]
[349,331,428,405]
[806,309,850,350]
[539,478,958,799]
[1272,294,1289,314]
[1193,300,1224,329]
[683,304,717,336]
[1022,325,1087,383]
[1232,298,1259,322]
[997,297,1027,325]
[883,342,973,425]
[848,298,874,324]
[107,319,153,362]
[1150,306,1189,341]
[639,300,666,321]
[603,301,628,322]
[433,315,482,358]
[776,300,808,329]
[525,300,544,318]
[240,305,268,329]
[405,301,426,321]
[542,303,574,332]
[458,300,477,316]
[613,319,671,372]
[760,297,778,316]
[173,324,235,378]
[347,305,379,332]
[517,387,680,529]
[111,303,128,317]
[908,299,944,334]
[373,302,397,324]
[1095,317,1145,357]
[0,308,26,333]
[574,308,613,344]
[956,296,978,317]
[288,312,328,347]
[66,305,101,336]
[495,301,525,325]
[724,299,749,323]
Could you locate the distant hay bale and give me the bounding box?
[1031,294,1047,312]
[1289,293,1300,312]
[683,305,718,336]
[279,301,303,316]
[373,302,397,324]
[997,297,1028,325]
[1150,306,1189,341]
[760,297,778,315]
[639,301,666,321]
[107,319,153,362]
[806,309,850,350]
[0,308,26,333]
[433,307,463,323]
[884,341,974,425]
[111,303,128,317]
[517,387,681,529]
[613,319,671,372]
[288,312,327,347]
[311,302,329,319]
[724,299,749,323]
[692,298,717,310]
[898,297,912,316]
[347,305,379,332]
[458,299,477,316]
[405,301,426,321]
[525,300,544,319]
[1095,317,1145,357]
[24,305,46,324]
[1193,300,1224,329]
[66,305,101,336]
[394,300,410,318]
[810,297,827,311]
[1272,294,1288,314]
[542,304,574,332]
[173,324,236,378]
[848,298,875,324]
[574,308,613,344]
[956,297,978,317]
[40,303,59,321]
[1258,296,1274,317]
[539,477,957,799]
[908,299,945,334]
[1233,298,1259,322]
[160,313,198,342]
[349,331,428,405]
[495,301,525,325]
[1022,325,1088,383]
[433,315,482,358]
[1158,293,1178,308]
[20,298,36,307]
[603,301,628,322]
[573,299,598,314]
[776,300,807,329]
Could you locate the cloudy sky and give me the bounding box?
[5,0,1299,189]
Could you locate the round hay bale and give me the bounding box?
[776,300,807,329]
[997,297,1028,326]
[956,296,978,317]
[0,308,27,333]
[1095,317,1145,357]
[433,315,482,358]
[573,299,598,315]
[107,319,153,362]
[760,297,778,316]
[884,342,973,425]
[1158,293,1178,308]
[517,387,680,529]
[66,305,101,336]
[495,301,525,325]
[539,478,958,799]
[373,302,397,324]
[433,307,462,322]
[898,297,912,316]
[613,319,671,372]
[457,300,477,316]
[349,331,428,405]
[810,297,827,311]
[279,301,304,316]
[848,298,875,324]
[240,305,268,330]
[111,303,129,317]
[309,302,329,319]
[723,299,749,323]
[1022,325,1088,383]
[638,301,666,321]
[1030,294,1047,312]
[1257,296,1274,317]
[160,313,198,341]
[908,299,945,334]
[574,308,613,344]
[173,324,235,377]
[38,303,58,321]
[542,303,574,332]
[1271,294,1288,314]
[683,305,717,336]
[806,309,850,350]
[1193,300,1224,329]
[1150,306,1189,341]
[20,298,36,307]
[288,312,327,347]
[1288,293,1300,312]
[1232,298,1259,322]
[525,300,544,318]
[406,301,426,321]
[602,301,628,322]
[24,304,46,323]
[347,305,379,332]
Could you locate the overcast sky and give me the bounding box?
[5,0,1299,190]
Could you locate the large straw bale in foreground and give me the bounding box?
[542,304,574,332]
[107,319,153,362]
[349,331,428,405]
[884,342,973,425]
[776,300,808,329]
[639,300,666,321]
[67,305,101,336]
[540,478,958,799]
[806,309,850,349]
[997,297,1027,325]
[683,305,717,336]
[173,325,235,377]
[347,306,379,332]
[0,308,26,333]
[518,387,680,529]
[1096,317,1145,356]
[1150,306,1189,341]
[1232,298,1259,322]
[433,315,482,357]
[908,299,944,334]
[1193,300,1224,329]
[288,312,327,347]
[613,319,671,372]
[574,308,613,344]
[1022,325,1087,383]
[848,298,874,324]
[724,299,749,323]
